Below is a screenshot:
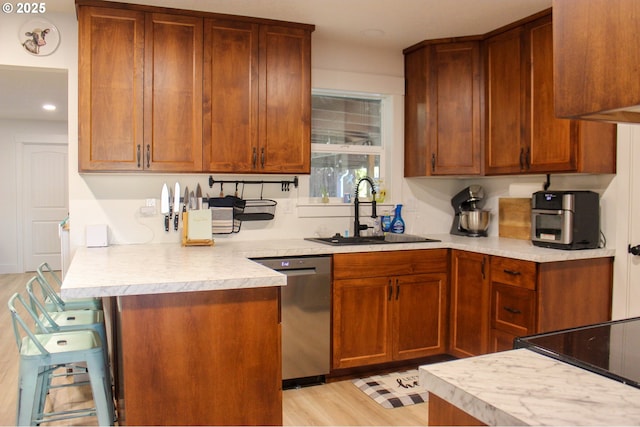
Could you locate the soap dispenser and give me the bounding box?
[390,204,405,234]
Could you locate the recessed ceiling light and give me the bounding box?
[42,103,56,111]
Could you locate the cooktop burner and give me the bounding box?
[515,317,640,389]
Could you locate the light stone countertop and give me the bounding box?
[419,349,640,426]
[61,234,614,299]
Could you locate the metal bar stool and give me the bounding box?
[26,276,109,370]
[36,262,102,312]
[8,292,115,426]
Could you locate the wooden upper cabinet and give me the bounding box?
[78,1,313,173]
[78,7,203,172]
[145,13,203,172]
[260,25,311,174]
[203,19,259,173]
[484,13,616,175]
[485,16,575,174]
[553,0,640,123]
[203,22,311,173]
[525,16,575,174]
[78,6,145,171]
[404,40,482,176]
[485,26,525,175]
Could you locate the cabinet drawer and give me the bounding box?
[490,256,536,290]
[333,249,448,280]
[491,283,536,336]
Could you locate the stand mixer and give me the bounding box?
[450,185,490,237]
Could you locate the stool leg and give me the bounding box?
[86,353,115,425]
[17,360,40,426]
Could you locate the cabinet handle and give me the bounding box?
[525,147,530,170]
[503,269,521,276]
[136,144,141,168]
[146,144,150,168]
[431,153,436,172]
[260,147,265,168]
[503,306,522,315]
[519,148,525,170]
[252,147,257,168]
[481,257,486,280]
[396,279,400,300]
[388,280,393,301]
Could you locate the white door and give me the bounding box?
[21,142,68,272]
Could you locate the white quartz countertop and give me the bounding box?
[419,349,640,426]
[61,243,286,298]
[61,234,614,299]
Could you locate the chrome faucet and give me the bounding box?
[353,177,377,237]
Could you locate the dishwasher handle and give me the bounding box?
[276,268,318,276]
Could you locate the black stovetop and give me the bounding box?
[515,317,640,389]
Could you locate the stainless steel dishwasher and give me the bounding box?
[252,256,331,388]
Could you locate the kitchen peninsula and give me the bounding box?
[61,235,614,425]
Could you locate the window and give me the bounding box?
[310,91,385,200]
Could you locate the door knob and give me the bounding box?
[628,244,640,256]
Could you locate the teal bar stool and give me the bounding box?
[26,277,109,369]
[36,262,102,312]
[8,292,115,426]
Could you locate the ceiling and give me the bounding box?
[1,0,552,122]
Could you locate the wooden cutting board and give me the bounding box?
[499,198,532,240]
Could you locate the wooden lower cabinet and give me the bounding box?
[114,287,282,426]
[332,250,448,369]
[451,252,613,357]
[449,250,490,358]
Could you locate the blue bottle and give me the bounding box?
[390,204,405,234]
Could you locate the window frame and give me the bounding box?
[308,89,387,202]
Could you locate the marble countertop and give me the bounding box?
[419,349,640,426]
[61,234,614,299]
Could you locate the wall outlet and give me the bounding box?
[146,198,156,207]
[140,206,156,216]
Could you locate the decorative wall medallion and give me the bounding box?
[19,19,60,56]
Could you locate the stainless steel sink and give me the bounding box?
[305,234,441,246]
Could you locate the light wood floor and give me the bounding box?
[1,272,428,426]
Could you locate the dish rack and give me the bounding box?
[207,177,297,234]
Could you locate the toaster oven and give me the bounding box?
[531,191,600,250]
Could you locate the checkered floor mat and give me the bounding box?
[352,370,428,409]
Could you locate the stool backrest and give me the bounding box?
[26,276,64,333]
[36,262,65,311]
[7,292,51,355]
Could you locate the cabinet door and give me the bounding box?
[449,250,490,358]
[485,26,525,175]
[259,25,311,173]
[428,42,482,175]
[203,19,259,173]
[553,0,640,122]
[332,276,392,369]
[404,47,429,177]
[78,7,145,171]
[393,273,448,360]
[526,16,576,173]
[145,13,203,172]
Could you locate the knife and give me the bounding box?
[160,183,170,232]
[189,190,195,210]
[196,183,203,210]
[174,182,180,231]
[182,185,189,219]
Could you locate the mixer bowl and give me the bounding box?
[460,210,490,233]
